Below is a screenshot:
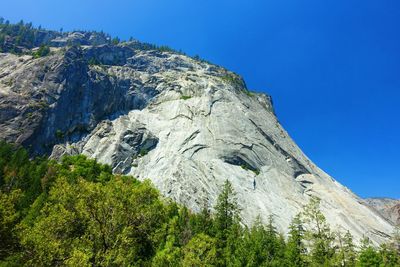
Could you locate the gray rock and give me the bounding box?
[365,198,400,226]
[0,37,394,245]
[50,31,109,47]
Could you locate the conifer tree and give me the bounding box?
[214,180,240,243]
[393,224,400,253]
[335,230,356,267]
[379,243,400,267]
[152,236,181,267]
[181,233,219,267]
[285,214,307,267]
[191,199,213,236]
[225,216,245,266]
[302,196,336,266]
[356,237,382,267]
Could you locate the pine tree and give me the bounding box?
[214,180,240,243]
[335,230,356,267]
[379,243,400,267]
[181,233,220,267]
[191,200,213,236]
[393,224,400,253]
[225,217,245,266]
[285,214,307,267]
[356,237,382,267]
[241,217,270,266]
[152,236,181,267]
[302,196,336,266]
[213,180,241,266]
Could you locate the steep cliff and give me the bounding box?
[0,29,394,244]
[366,198,400,226]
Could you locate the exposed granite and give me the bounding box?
[0,32,394,245]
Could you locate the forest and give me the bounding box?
[0,141,399,266]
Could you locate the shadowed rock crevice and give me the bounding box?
[112,128,159,174]
[222,154,259,174]
[248,118,310,178]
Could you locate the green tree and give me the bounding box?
[152,236,181,267]
[379,243,400,267]
[334,230,356,267]
[242,216,277,266]
[190,201,213,236]
[285,214,307,267]
[302,196,336,266]
[33,45,50,58]
[214,180,240,243]
[392,225,400,253]
[0,189,22,259]
[19,177,166,266]
[356,237,382,267]
[224,218,244,267]
[112,37,120,45]
[181,233,219,267]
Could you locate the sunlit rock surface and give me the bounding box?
[0,33,394,244]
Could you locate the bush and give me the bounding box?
[32,45,50,58]
[139,148,149,157]
[88,57,100,66]
[54,129,64,139]
[180,95,191,100]
[220,73,246,89]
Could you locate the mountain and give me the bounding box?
[0,22,394,244]
[365,198,400,226]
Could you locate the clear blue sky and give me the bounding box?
[3,0,400,199]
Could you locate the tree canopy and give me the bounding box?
[0,141,399,266]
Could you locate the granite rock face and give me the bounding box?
[365,198,400,226]
[0,32,395,244]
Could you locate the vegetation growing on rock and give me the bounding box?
[32,45,50,58]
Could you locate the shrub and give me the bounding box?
[88,57,100,66]
[180,95,191,100]
[139,148,149,157]
[32,45,50,58]
[55,129,64,139]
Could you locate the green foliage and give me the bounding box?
[181,233,219,267]
[244,89,255,97]
[214,180,240,244]
[240,164,260,176]
[152,236,181,267]
[301,196,336,266]
[139,148,149,157]
[157,45,176,53]
[357,237,383,267]
[0,189,22,259]
[54,129,64,139]
[392,225,400,252]
[88,57,101,66]
[111,37,120,45]
[19,177,165,266]
[59,155,113,183]
[36,100,49,110]
[334,230,357,267]
[220,73,246,89]
[238,216,286,266]
[0,141,399,266]
[180,95,192,100]
[285,214,307,267]
[32,45,50,58]
[0,19,38,53]
[379,243,400,267]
